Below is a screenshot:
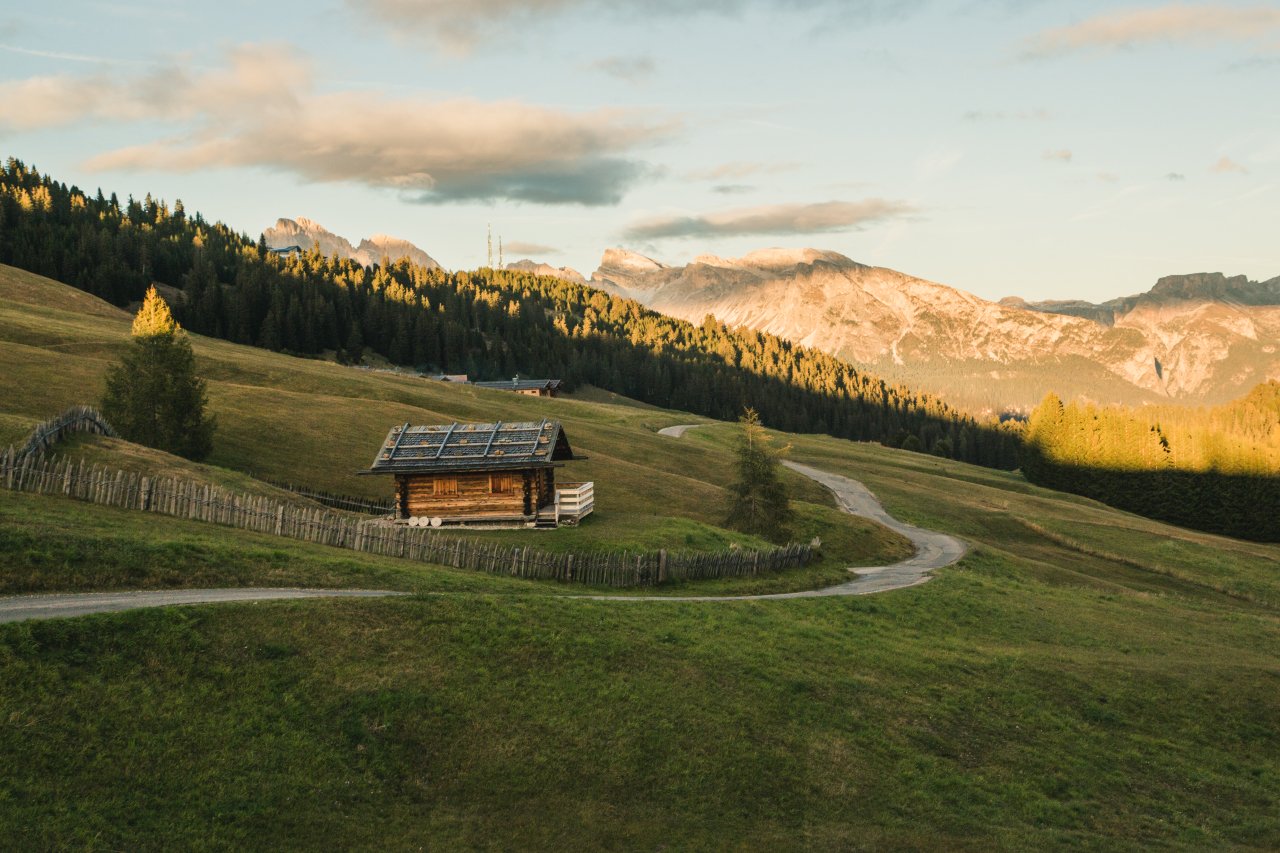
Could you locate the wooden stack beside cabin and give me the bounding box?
[365,419,589,528]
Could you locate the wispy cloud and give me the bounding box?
[586,55,655,81]
[1210,156,1249,174]
[1023,5,1280,59]
[1043,149,1073,163]
[685,160,799,181]
[0,42,153,65]
[349,0,928,52]
[503,240,560,256]
[1166,172,1185,181]
[623,199,913,240]
[0,43,672,206]
[712,184,755,195]
[1226,55,1280,71]
[962,108,1050,121]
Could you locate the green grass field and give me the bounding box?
[2,264,1279,849]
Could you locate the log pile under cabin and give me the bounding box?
[366,420,585,527]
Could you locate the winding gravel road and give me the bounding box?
[0,425,965,622]
[613,424,968,601]
[0,588,406,624]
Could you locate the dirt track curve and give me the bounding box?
[600,424,969,601]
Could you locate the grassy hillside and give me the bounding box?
[0,263,908,590]
[2,264,1279,849]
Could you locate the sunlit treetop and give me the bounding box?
[131,286,180,338]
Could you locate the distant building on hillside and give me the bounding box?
[473,377,563,398]
[428,374,469,383]
[267,244,303,257]
[365,420,593,528]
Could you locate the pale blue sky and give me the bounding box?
[1,1,1276,301]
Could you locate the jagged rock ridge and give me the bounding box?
[504,259,586,285]
[591,248,1280,414]
[263,217,440,271]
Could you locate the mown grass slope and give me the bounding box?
[2,264,1279,849]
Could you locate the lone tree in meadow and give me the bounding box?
[726,408,793,542]
[101,287,215,460]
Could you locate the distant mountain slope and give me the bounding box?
[592,249,1280,413]
[264,217,440,270]
[504,259,586,284]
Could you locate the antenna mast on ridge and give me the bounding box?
[487,223,493,268]
[498,236,504,269]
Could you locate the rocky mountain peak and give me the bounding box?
[599,247,667,274]
[263,217,440,271]
[504,259,586,284]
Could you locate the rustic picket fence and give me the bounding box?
[15,406,117,462]
[261,479,394,516]
[0,449,811,588]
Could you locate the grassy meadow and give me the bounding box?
[1,264,1279,849]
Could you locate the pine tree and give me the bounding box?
[726,409,794,542]
[101,287,215,460]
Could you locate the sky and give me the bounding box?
[0,0,1277,302]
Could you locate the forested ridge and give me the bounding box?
[0,158,1020,468]
[1021,383,1280,541]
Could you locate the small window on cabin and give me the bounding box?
[435,477,458,496]
[490,474,513,494]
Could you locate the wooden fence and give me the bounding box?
[0,449,811,588]
[16,406,117,462]
[261,479,394,516]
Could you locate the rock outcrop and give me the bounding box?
[504,259,586,284]
[264,218,440,270]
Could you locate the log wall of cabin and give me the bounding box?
[396,468,554,518]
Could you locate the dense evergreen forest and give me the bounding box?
[1021,383,1280,541]
[0,158,1020,468]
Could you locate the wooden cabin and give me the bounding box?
[473,377,563,398]
[366,420,592,528]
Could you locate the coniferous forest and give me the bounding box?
[1021,384,1280,541]
[0,159,1020,468]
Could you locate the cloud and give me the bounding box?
[962,108,1050,121]
[0,44,669,206]
[0,43,152,65]
[587,55,655,81]
[623,199,913,240]
[1227,55,1280,71]
[1166,172,1185,180]
[1023,5,1280,59]
[1210,156,1248,174]
[1043,149,1073,163]
[349,0,927,51]
[712,184,755,195]
[685,160,800,181]
[502,241,560,256]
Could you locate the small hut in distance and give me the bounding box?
[365,419,593,528]
[473,377,562,398]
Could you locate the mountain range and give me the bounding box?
[263,217,441,271]
[589,248,1280,414]
[260,216,1278,415]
